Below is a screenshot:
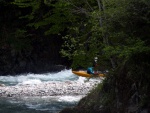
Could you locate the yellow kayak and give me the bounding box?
[72,71,105,77]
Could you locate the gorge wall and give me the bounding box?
[0,36,69,75]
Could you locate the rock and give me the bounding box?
[0,84,5,87]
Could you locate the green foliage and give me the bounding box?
[103,39,149,59]
[44,1,74,35]
[13,0,76,35]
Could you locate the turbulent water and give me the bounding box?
[0,69,101,113]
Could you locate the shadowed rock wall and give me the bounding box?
[0,36,69,75]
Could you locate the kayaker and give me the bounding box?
[87,67,94,74]
[93,56,98,67]
[85,66,97,82]
[87,66,99,75]
[87,57,99,75]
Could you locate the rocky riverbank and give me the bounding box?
[0,80,100,97]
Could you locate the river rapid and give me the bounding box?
[0,69,102,113]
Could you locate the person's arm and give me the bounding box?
[91,68,94,74]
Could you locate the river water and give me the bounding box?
[0,69,100,113]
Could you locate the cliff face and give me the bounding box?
[0,36,69,75]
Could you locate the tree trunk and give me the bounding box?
[96,0,116,68]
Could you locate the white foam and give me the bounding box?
[20,79,42,85]
[0,69,78,85]
[77,77,87,83]
[58,95,84,102]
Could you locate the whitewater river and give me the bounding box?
[0,69,101,113]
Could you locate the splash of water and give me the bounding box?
[0,69,78,86]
